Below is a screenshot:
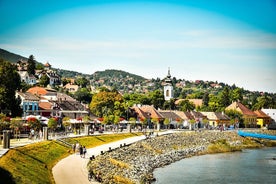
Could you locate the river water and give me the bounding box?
[153,147,276,184]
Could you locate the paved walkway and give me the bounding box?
[1,131,173,184]
[0,138,35,157]
[52,135,147,184]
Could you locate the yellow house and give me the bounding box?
[201,112,231,127]
[254,110,271,128]
[226,102,257,128]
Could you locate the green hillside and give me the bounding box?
[93,69,146,81]
[0,48,28,63]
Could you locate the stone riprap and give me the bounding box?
[87,130,276,184]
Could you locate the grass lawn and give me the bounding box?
[0,133,141,184]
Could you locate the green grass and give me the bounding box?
[65,133,141,148]
[0,133,141,184]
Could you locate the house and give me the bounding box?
[17,70,37,85]
[36,62,61,86]
[39,99,53,117]
[158,110,182,128]
[47,72,61,86]
[254,110,271,128]
[189,99,203,107]
[201,112,231,127]
[16,91,39,117]
[175,99,203,107]
[226,102,257,128]
[174,111,195,128]
[261,109,276,123]
[64,83,79,93]
[27,86,51,97]
[139,105,164,121]
[44,62,51,70]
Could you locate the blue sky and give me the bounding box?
[0,0,276,93]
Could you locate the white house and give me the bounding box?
[262,109,276,123]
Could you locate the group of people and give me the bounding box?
[72,142,87,158]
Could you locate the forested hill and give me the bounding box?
[93,69,146,81]
[0,48,28,63]
[0,48,146,81]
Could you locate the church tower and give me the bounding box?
[164,68,174,101]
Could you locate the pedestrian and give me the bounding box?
[79,145,83,158]
[83,146,87,158]
[72,143,76,153]
[75,142,80,154]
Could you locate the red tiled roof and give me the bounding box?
[175,99,203,107]
[254,110,271,118]
[140,105,163,119]
[27,86,48,96]
[44,62,51,67]
[226,102,256,116]
[132,106,150,120]
[158,110,181,121]
[174,111,194,120]
[188,99,203,107]
[39,102,52,110]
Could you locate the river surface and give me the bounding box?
[153,147,276,184]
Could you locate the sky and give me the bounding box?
[0,0,276,93]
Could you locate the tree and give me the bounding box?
[39,74,49,87]
[163,99,176,110]
[225,109,243,125]
[208,94,220,112]
[252,95,274,110]
[129,117,136,127]
[62,116,71,133]
[27,117,41,131]
[151,118,159,129]
[10,117,23,139]
[149,90,165,109]
[27,55,36,75]
[218,86,231,108]
[163,118,170,129]
[0,113,10,133]
[48,117,58,132]
[75,77,89,88]
[62,78,71,86]
[74,88,92,104]
[231,88,243,102]
[0,59,22,116]
[202,92,209,106]
[90,90,124,117]
[178,99,195,112]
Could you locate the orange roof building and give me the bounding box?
[27,86,48,96]
[226,102,257,127]
[254,110,271,128]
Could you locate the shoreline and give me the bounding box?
[87,130,276,184]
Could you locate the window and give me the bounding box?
[166,90,170,97]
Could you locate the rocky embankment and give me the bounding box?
[87,130,276,184]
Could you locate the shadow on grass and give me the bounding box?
[94,136,106,142]
[0,166,15,184]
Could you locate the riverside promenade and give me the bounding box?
[53,131,173,184]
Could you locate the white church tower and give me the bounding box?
[164,68,174,101]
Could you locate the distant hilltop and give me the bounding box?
[0,48,29,63]
[0,48,274,96]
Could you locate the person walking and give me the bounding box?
[72,143,76,153]
[83,146,87,158]
[79,145,83,158]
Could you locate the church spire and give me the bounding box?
[164,67,174,101]
[165,67,172,84]
[167,67,171,79]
